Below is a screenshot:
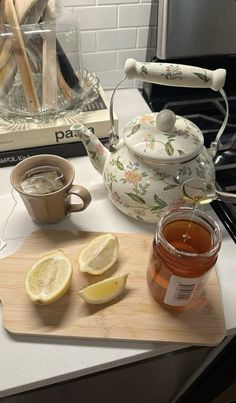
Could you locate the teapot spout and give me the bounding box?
[71,124,110,174]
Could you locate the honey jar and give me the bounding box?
[146,207,222,311]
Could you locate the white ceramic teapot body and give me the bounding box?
[71,109,215,223]
[103,114,214,223]
[71,59,226,223]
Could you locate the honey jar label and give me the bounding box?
[164,271,211,306]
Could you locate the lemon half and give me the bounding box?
[25,249,73,305]
[79,273,129,304]
[78,233,119,275]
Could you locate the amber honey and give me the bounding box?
[163,218,212,255]
[147,208,221,311]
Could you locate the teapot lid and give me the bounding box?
[123,109,204,164]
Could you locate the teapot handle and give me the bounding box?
[124,58,226,91]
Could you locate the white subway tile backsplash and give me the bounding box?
[137,27,157,48]
[117,48,147,69]
[98,29,136,51]
[57,31,78,53]
[62,0,95,5]
[143,0,158,2]
[98,0,138,4]
[118,4,157,27]
[75,7,117,30]
[67,52,84,71]
[96,70,135,89]
[137,27,149,48]
[61,0,158,88]
[81,31,96,52]
[82,52,117,73]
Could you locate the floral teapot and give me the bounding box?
[71,59,227,223]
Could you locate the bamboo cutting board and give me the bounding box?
[0,230,226,346]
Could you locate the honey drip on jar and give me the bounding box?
[181,178,215,245]
[182,203,197,245]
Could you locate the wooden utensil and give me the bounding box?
[0,0,49,70]
[42,0,58,109]
[0,0,49,101]
[2,0,40,112]
[27,36,75,103]
[15,0,44,24]
[0,230,226,346]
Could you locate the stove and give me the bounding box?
[146,55,236,243]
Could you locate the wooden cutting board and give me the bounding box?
[0,230,226,346]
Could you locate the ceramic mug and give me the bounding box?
[10,154,92,224]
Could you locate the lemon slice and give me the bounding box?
[79,273,129,304]
[78,233,119,275]
[25,249,73,305]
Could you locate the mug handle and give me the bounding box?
[66,185,92,214]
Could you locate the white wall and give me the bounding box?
[61,0,158,89]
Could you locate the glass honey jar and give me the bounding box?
[146,207,222,311]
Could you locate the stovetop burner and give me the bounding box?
[147,59,236,242]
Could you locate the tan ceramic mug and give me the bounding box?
[10,154,92,224]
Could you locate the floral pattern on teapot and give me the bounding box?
[71,114,215,223]
[103,146,213,223]
[139,62,210,84]
[124,113,201,158]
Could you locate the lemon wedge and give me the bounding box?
[79,273,129,304]
[78,233,119,275]
[25,249,73,305]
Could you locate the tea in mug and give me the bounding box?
[20,166,65,195]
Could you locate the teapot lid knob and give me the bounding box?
[124,110,204,164]
[156,109,176,132]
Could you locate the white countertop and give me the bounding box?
[0,88,235,398]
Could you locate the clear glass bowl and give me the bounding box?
[0,7,99,122]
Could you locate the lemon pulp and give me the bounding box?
[79,272,129,304]
[25,249,73,305]
[79,233,119,275]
